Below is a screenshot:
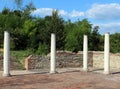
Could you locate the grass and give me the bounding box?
[0,48,3,51]
[0,48,34,69]
[0,48,3,54]
[10,50,33,70]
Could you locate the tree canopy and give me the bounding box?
[0,2,120,54]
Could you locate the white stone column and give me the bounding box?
[83,35,88,71]
[104,33,110,74]
[3,31,11,77]
[50,33,56,73]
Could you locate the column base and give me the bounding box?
[104,71,110,75]
[82,68,88,72]
[50,71,57,74]
[3,73,11,77]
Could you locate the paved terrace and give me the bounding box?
[0,68,120,76]
[0,68,120,89]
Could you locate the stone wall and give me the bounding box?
[0,54,14,70]
[92,51,104,68]
[1,51,120,70]
[92,51,120,69]
[24,51,85,70]
[24,51,120,70]
[56,51,93,68]
[110,53,120,69]
[24,51,93,70]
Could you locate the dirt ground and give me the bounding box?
[0,70,120,89]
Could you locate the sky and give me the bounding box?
[0,0,120,34]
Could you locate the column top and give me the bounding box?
[105,32,110,34]
[84,34,87,36]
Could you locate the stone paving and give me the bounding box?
[0,67,120,76]
[0,68,80,76]
[0,68,120,89]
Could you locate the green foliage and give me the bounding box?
[2,7,10,15]
[65,32,79,52]
[36,44,49,55]
[110,33,120,53]
[44,10,66,50]
[1,2,120,54]
[65,19,92,52]
[89,26,101,51]
[11,50,33,69]
[14,0,22,9]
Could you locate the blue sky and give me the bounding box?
[0,0,120,34]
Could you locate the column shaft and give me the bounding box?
[50,33,56,73]
[3,31,10,77]
[83,35,88,71]
[104,33,110,74]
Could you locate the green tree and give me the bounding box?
[22,19,36,49]
[110,33,120,53]
[44,10,66,50]
[89,26,101,51]
[65,19,92,52]
[14,0,22,9]
[23,1,36,19]
[64,20,79,52]
[2,7,11,15]
[65,31,79,52]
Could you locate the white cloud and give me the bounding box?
[94,22,120,34]
[32,8,53,16]
[86,3,120,20]
[59,10,68,16]
[31,3,120,34]
[32,3,120,20]
[31,8,84,18]
[69,10,85,17]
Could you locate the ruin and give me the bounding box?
[2,31,115,77]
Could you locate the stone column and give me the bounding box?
[50,33,56,73]
[104,33,110,74]
[3,31,11,77]
[83,35,88,71]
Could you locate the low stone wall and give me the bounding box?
[0,54,14,70]
[92,51,120,69]
[1,51,120,70]
[24,51,93,70]
[56,51,93,68]
[24,51,85,70]
[110,53,120,69]
[24,51,120,70]
[92,51,104,68]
